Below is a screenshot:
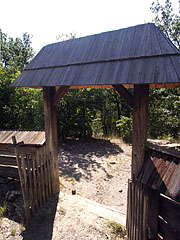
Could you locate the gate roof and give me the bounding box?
[11,23,180,89]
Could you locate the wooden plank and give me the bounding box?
[53,86,70,106]
[159,194,180,234]
[147,188,159,239]
[132,84,149,180]
[112,85,134,108]
[0,166,19,179]
[143,187,148,240]
[27,155,34,216]
[0,144,39,155]
[43,87,59,194]
[0,155,17,166]
[20,154,31,226]
[32,154,39,211]
[158,216,179,240]
[36,153,43,207]
[46,153,52,197]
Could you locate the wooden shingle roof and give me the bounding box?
[11,23,180,88]
[0,131,45,146]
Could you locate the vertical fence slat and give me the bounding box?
[36,152,43,207]
[27,155,34,216]
[47,153,52,196]
[14,148,54,228]
[21,155,31,225]
[32,154,39,211]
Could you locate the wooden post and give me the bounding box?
[43,87,59,194]
[132,84,149,180]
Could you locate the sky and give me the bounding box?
[0,0,179,53]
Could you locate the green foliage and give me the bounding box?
[148,0,180,140]
[149,88,180,139]
[116,116,132,143]
[0,202,7,218]
[150,0,180,48]
[107,220,127,239]
[0,30,44,131]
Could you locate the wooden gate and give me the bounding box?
[15,149,53,227]
[126,180,180,240]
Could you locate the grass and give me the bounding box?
[107,221,127,239]
[0,202,7,218]
[11,228,17,236]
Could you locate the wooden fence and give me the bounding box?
[158,194,180,240]
[0,142,54,227]
[127,180,180,240]
[16,150,53,227]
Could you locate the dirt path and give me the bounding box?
[59,138,132,214]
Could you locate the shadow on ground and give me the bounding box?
[59,138,123,181]
[21,194,58,240]
[0,177,58,240]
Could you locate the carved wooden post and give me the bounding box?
[43,87,59,194]
[132,84,149,180]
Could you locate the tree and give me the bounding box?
[0,30,44,130]
[150,0,180,48]
[149,0,180,140]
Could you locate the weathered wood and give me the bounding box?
[53,86,70,106]
[0,165,19,179]
[0,155,17,166]
[113,85,134,108]
[159,194,180,235]
[0,144,40,155]
[43,87,59,194]
[21,154,31,225]
[32,155,39,211]
[158,217,178,240]
[27,155,34,215]
[36,153,43,207]
[132,84,149,180]
[147,189,159,239]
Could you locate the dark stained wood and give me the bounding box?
[158,217,178,240]
[159,194,180,234]
[53,86,70,106]
[132,84,149,180]
[0,166,19,179]
[0,155,17,166]
[43,87,59,194]
[147,189,159,239]
[138,148,180,201]
[11,23,180,88]
[112,85,134,108]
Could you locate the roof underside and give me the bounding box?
[11,23,180,88]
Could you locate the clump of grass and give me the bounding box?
[107,221,127,239]
[0,202,7,218]
[20,223,25,232]
[11,228,16,236]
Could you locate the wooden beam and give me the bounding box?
[53,86,70,106]
[112,84,134,108]
[43,87,59,194]
[132,84,149,180]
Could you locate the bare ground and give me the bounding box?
[0,138,132,239]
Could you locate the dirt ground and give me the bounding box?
[0,138,131,239]
[1,138,179,239]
